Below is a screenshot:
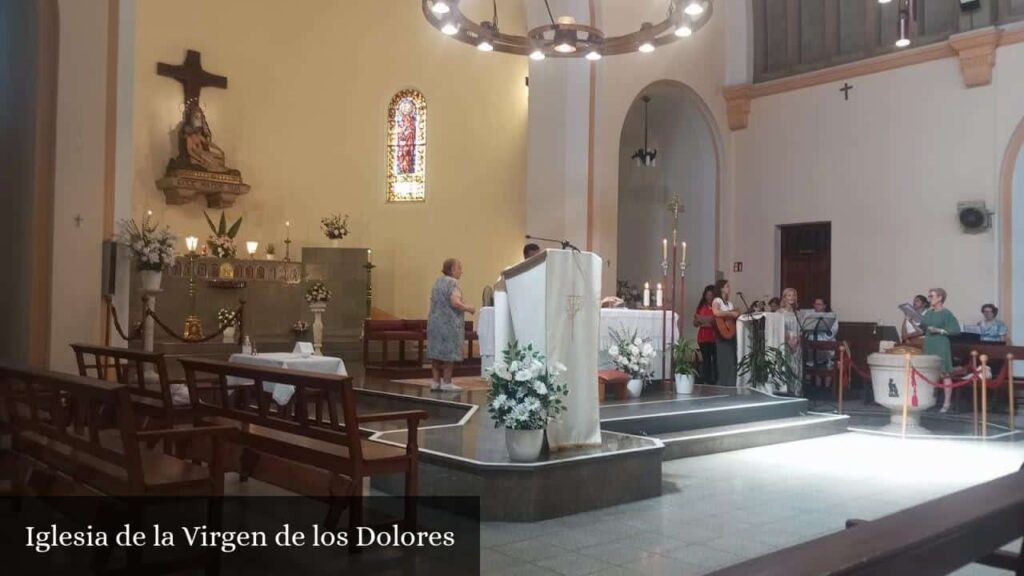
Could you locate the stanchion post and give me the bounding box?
[1008,353,1015,433]
[971,350,979,436]
[837,344,845,415]
[901,353,911,437]
[980,354,989,438]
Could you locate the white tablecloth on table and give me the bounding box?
[228,353,347,405]
[736,312,786,392]
[479,307,680,379]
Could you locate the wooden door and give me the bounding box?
[780,222,831,307]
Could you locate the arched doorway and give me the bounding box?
[616,80,722,338]
[998,119,1024,343]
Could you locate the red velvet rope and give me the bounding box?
[911,366,979,389]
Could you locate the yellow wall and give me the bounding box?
[132,0,528,318]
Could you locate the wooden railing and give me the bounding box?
[707,466,1024,575]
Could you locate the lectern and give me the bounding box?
[494,249,602,449]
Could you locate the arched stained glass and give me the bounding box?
[386,89,427,203]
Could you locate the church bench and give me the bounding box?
[176,357,427,543]
[0,362,230,497]
[363,319,478,368]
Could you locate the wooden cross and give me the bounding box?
[840,82,853,101]
[157,50,227,109]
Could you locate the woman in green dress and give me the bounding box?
[919,287,961,413]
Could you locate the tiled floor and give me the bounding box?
[479,433,1024,575]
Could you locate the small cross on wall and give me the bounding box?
[840,82,853,101]
[73,215,83,227]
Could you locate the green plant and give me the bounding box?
[671,338,699,376]
[737,316,799,392]
[204,210,243,239]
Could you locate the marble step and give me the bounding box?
[600,395,809,436]
[654,413,850,460]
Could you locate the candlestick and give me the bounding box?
[662,239,667,261]
[643,282,651,308]
[681,241,687,264]
[367,248,372,264]
[656,283,663,308]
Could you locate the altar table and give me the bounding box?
[228,352,347,405]
[479,307,679,379]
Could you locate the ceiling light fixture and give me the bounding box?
[422,0,715,59]
[632,95,657,167]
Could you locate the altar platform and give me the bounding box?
[361,375,848,521]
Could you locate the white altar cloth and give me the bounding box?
[735,312,786,392]
[480,307,680,379]
[228,352,347,405]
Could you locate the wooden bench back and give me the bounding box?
[177,357,364,462]
[70,344,174,420]
[0,362,145,493]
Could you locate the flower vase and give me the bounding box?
[222,326,236,344]
[626,379,644,398]
[505,428,544,462]
[674,374,695,395]
[139,270,162,292]
[309,302,327,355]
[330,238,341,248]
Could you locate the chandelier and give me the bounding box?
[422,0,714,60]
[632,96,657,167]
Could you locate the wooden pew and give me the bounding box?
[0,362,230,497]
[363,319,479,369]
[706,466,1024,575]
[177,357,427,545]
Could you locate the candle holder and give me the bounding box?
[363,260,376,320]
[184,251,204,341]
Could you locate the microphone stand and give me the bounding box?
[525,235,580,252]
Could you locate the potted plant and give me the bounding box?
[204,210,242,258]
[608,327,657,398]
[671,338,699,394]
[305,282,332,355]
[117,215,177,292]
[217,308,238,344]
[321,214,349,247]
[486,341,569,462]
[737,316,799,394]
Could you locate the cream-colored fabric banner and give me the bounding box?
[501,249,602,449]
[736,311,786,393]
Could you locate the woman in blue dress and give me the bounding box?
[427,258,476,391]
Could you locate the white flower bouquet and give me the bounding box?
[608,326,657,382]
[207,234,236,259]
[321,214,350,240]
[486,341,569,430]
[117,216,177,272]
[305,282,332,303]
[217,308,237,329]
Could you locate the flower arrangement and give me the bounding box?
[486,341,569,431]
[305,282,332,304]
[291,320,310,334]
[265,243,276,256]
[217,308,238,330]
[204,210,242,259]
[117,216,177,271]
[321,214,350,240]
[608,327,657,381]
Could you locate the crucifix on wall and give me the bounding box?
[839,82,853,101]
[154,49,250,208]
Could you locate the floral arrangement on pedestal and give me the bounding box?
[321,214,350,243]
[486,341,569,462]
[217,307,238,344]
[608,327,657,398]
[204,210,242,259]
[117,216,177,271]
[304,282,332,304]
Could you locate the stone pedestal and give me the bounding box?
[310,302,327,356]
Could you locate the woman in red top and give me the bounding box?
[693,285,718,385]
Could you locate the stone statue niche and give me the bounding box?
[155,50,250,208]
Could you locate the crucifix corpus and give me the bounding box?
[155,50,250,208]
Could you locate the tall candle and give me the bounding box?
[656,283,663,308]
[662,239,668,261]
[367,248,372,263]
[643,282,651,308]
[681,241,687,263]
[285,221,291,240]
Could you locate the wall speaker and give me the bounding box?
[960,0,981,12]
[957,201,991,234]
[101,240,120,296]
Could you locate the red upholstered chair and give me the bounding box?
[598,369,630,401]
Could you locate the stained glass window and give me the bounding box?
[386,89,427,203]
